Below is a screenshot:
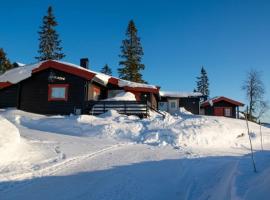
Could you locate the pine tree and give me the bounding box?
[100,64,112,76]
[196,66,210,97]
[36,6,65,61]
[0,48,13,74]
[118,20,146,83]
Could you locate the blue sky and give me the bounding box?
[1,0,270,122]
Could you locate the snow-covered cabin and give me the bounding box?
[0,59,159,116]
[158,91,203,114]
[200,96,244,118]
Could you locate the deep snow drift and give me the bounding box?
[3,109,267,150]
[1,109,270,200]
[0,116,20,164]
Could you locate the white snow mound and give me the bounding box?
[0,116,21,163]
[103,92,136,101]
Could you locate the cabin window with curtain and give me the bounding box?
[87,84,101,100]
[48,84,69,101]
[93,87,100,100]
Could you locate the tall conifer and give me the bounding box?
[118,20,146,83]
[196,66,210,97]
[100,64,112,76]
[0,48,12,74]
[36,6,65,61]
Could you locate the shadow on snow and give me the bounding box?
[1,151,270,200]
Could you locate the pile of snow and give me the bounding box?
[15,62,26,67]
[239,112,246,119]
[3,109,270,151]
[0,116,21,164]
[98,109,121,118]
[103,92,136,101]
[160,91,202,97]
[178,107,193,115]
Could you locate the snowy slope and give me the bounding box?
[0,116,20,164]
[1,109,270,200]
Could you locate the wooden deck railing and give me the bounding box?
[84,100,149,117]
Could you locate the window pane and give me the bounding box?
[51,87,66,98]
[108,90,124,98]
[93,87,100,100]
[171,102,176,108]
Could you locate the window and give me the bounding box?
[48,84,68,101]
[108,90,124,98]
[224,108,232,117]
[170,102,176,108]
[158,102,168,111]
[87,84,101,100]
[93,87,100,100]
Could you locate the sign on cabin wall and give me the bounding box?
[48,71,66,82]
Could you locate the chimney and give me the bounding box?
[80,58,89,69]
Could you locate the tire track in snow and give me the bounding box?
[0,143,133,193]
[206,159,239,200]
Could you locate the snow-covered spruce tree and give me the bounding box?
[0,48,13,74]
[100,64,112,76]
[118,20,146,83]
[196,66,210,97]
[36,6,65,61]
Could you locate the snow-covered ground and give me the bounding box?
[1,108,270,200]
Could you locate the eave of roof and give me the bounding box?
[32,60,96,80]
[0,82,13,89]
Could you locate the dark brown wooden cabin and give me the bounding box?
[0,60,160,117]
[0,84,18,108]
[158,91,203,114]
[200,96,244,118]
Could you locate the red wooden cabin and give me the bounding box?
[200,96,244,118]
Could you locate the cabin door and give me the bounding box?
[168,99,178,113]
[214,107,224,116]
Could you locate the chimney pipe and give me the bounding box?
[80,58,89,69]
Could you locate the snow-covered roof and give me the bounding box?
[15,62,26,67]
[201,96,244,107]
[0,60,159,92]
[118,79,157,89]
[159,91,203,98]
[0,62,45,84]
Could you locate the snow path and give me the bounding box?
[0,143,130,182]
[0,143,132,194]
[1,145,248,200]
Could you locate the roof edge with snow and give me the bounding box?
[159,91,203,98]
[0,60,159,93]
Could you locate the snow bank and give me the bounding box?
[2,109,270,150]
[178,107,193,115]
[103,92,136,101]
[0,116,21,164]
